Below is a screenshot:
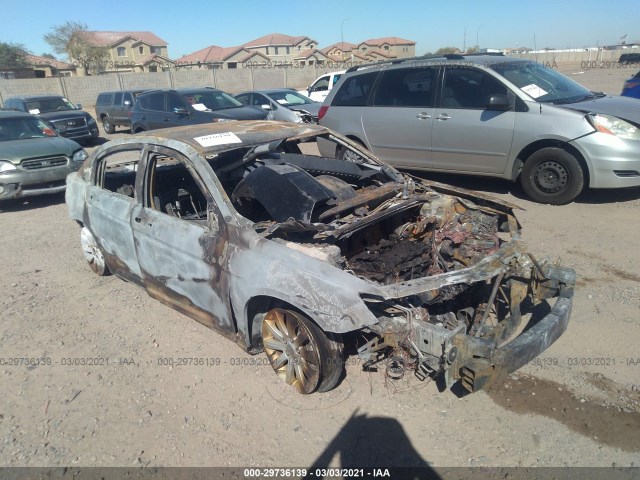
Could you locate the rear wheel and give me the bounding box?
[520,147,585,205]
[261,308,343,394]
[102,116,115,134]
[80,227,110,276]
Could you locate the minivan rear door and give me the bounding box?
[430,66,516,174]
[361,67,437,169]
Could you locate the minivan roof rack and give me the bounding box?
[344,51,505,74]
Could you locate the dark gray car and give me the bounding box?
[319,54,640,204]
[0,111,87,200]
[234,89,322,123]
[129,88,269,132]
[95,90,145,134]
[4,95,99,144]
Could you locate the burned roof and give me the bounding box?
[134,120,325,156]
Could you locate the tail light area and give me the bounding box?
[318,106,329,121]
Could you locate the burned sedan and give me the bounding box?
[66,121,575,394]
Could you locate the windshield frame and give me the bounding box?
[267,90,316,106]
[489,60,593,104]
[0,116,58,142]
[181,90,244,112]
[25,97,77,114]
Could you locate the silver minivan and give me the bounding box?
[318,55,640,204]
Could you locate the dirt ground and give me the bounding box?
[1,66,639,471]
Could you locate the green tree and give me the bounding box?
[435,46,460,55]
[43,21,108,75]
[0,42,29,68]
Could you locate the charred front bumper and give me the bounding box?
[356,241,576,393]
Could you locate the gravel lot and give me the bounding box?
[0,66,639,471]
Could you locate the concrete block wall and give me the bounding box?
[120,71,172,91]
[172,69,215,89]
[60,74,120,107]
[2,65,357,108]
[0,78,64,106]
[213,69,253,93]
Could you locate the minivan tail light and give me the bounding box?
[318,106,329,121]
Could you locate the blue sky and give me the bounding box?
[2,0,637,58]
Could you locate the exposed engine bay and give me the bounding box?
[209,137,573,392]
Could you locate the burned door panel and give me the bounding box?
[84,186,141,282]
[131,146,235,335]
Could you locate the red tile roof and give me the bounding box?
[294,48,330,60]
[360,37,415,47]
[82,31,168,47]
[136,53,174,66]
[176,45,248,64]
[365,49,396,59]
[244,33,314,47]
[25,54,75,70]
[320,42,357,54]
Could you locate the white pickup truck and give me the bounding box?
[298,70,345,102]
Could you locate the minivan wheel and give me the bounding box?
[520,147,585,205]
[261,308,343,394]
[102,117,115,134]
[337,142,366,163]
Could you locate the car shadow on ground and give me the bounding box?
[89,137,110,147]
[405,170,640,206]
[0,192,66,213]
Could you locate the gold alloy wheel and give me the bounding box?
[262,308,321,394]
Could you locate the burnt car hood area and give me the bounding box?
[66,121,575,395]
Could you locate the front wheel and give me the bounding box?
[262,308,343,394]
[102,117,115,134]
[520,147,585,205]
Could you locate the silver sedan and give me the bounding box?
[234,89,322,123]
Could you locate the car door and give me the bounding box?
[430,66,516,174]
[164,92,195,128]
[130,145,235,334]
[307,75,331,102]
[360,66,437,169]
[84,145,144,284]
[139,92,166,130]
[111,92,124,124]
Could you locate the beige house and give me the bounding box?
[292,48,332,66]
[25,54,76,77]
[80,31,173,74]
[322,37,416,63]
[243,33,318,62]
[175,45,269,69]
[356,37,416,59]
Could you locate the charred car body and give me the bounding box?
[66,122,575,394]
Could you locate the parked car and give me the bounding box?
[3,95,99,144]
[621,70,640,99]
[129,88,269,132]
[66,120,575,395]
[618,53,640,65]
[95,90,145,134]
[234,89,322,123]
[0,110,87,200]
[299,70,345,102]
[318,54,640,205]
